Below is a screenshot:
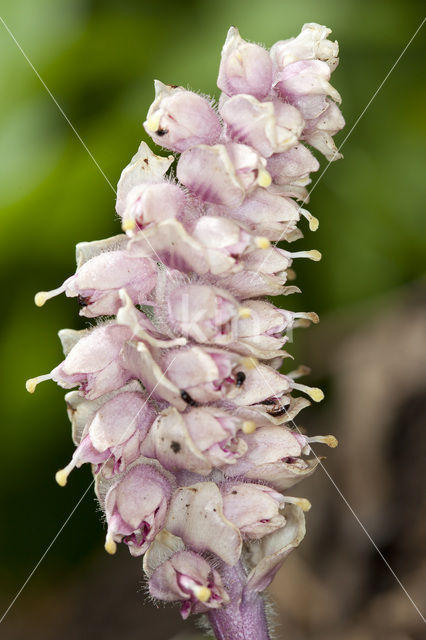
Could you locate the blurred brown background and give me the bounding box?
[0,1,425,638]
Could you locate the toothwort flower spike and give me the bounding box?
[27,22,344,640]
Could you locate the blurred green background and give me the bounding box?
[1,1,425,638]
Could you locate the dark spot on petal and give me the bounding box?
[156,128,168,137]
[170,441,181,453]
[143,158,149,165]
[77,295,89,308]
[268,407,287,417]
[181,390,197,406]
[232,490,237,495]
[235,372,246,387]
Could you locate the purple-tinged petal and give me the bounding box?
[217,26,273,99]
[303,98,345,161]
[144,81,221,153]
[177,143,270,208]
[222,483,286,539]
[56,386,155,485]
[149,550,229,618]
[220,95,304,157]
[244,504,306,593]
[168,284,240,344]
[103,463,173,556]
[121,182,186,232]
[166,482,242,565]
[267,143,320,188]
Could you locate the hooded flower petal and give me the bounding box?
[167,284,240,344]
[303,98,345,161]
[166,482,242,565]
[149,549,229,619]
[217,26,273,99]
[36,251,158,316]
[162,346,246,404]
[244,504,306,593]
[177,143,270,208]
[26,324,134,399]
[221,483,286,539]
[275,59,341,120]
[56,387,156,485]
[103,463,172,556]
[223,425,320,490]
[221,94,304,158]
[143,406,248,475]
[270,22,339,71]
[144,81,221,153]
[121,182,186,232]
[116,141,174,218]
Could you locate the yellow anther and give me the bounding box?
[323,435,338,448]
[122,218,136,231]
[193,585,211,602]
[242,420,256,434]
[308,215,319,232]
[297,498,312,512]
[257,169,272,188]
[25,378,37,394]
[238,307,252,319]
[104,536,117,555]
[255,236,270,249]
[55,469,69,487]
[308,249,322,261]
[34,292,47,307]
[145,113,161,132]
[241,356,258,370]
[309,387,324,402]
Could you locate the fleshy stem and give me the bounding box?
[208,561,270,640]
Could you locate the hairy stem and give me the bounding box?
[207,561,270,640]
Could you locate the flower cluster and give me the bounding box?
[28,23,343,638]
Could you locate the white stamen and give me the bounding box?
[281,496,311,512]
[292,382,324,402]
[34,284,66,307]
[55,460,76,487]
[290,249,322,262]
[25,373,52,393]
[301,210,319,231]
[287,365,311,380]
[308,435,338,448]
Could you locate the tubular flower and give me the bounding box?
[28,21,343,640]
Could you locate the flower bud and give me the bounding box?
[144,81,221,153]
[217,26,273,99]
[270,22,339,71]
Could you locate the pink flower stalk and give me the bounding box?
[27,22,344,640]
